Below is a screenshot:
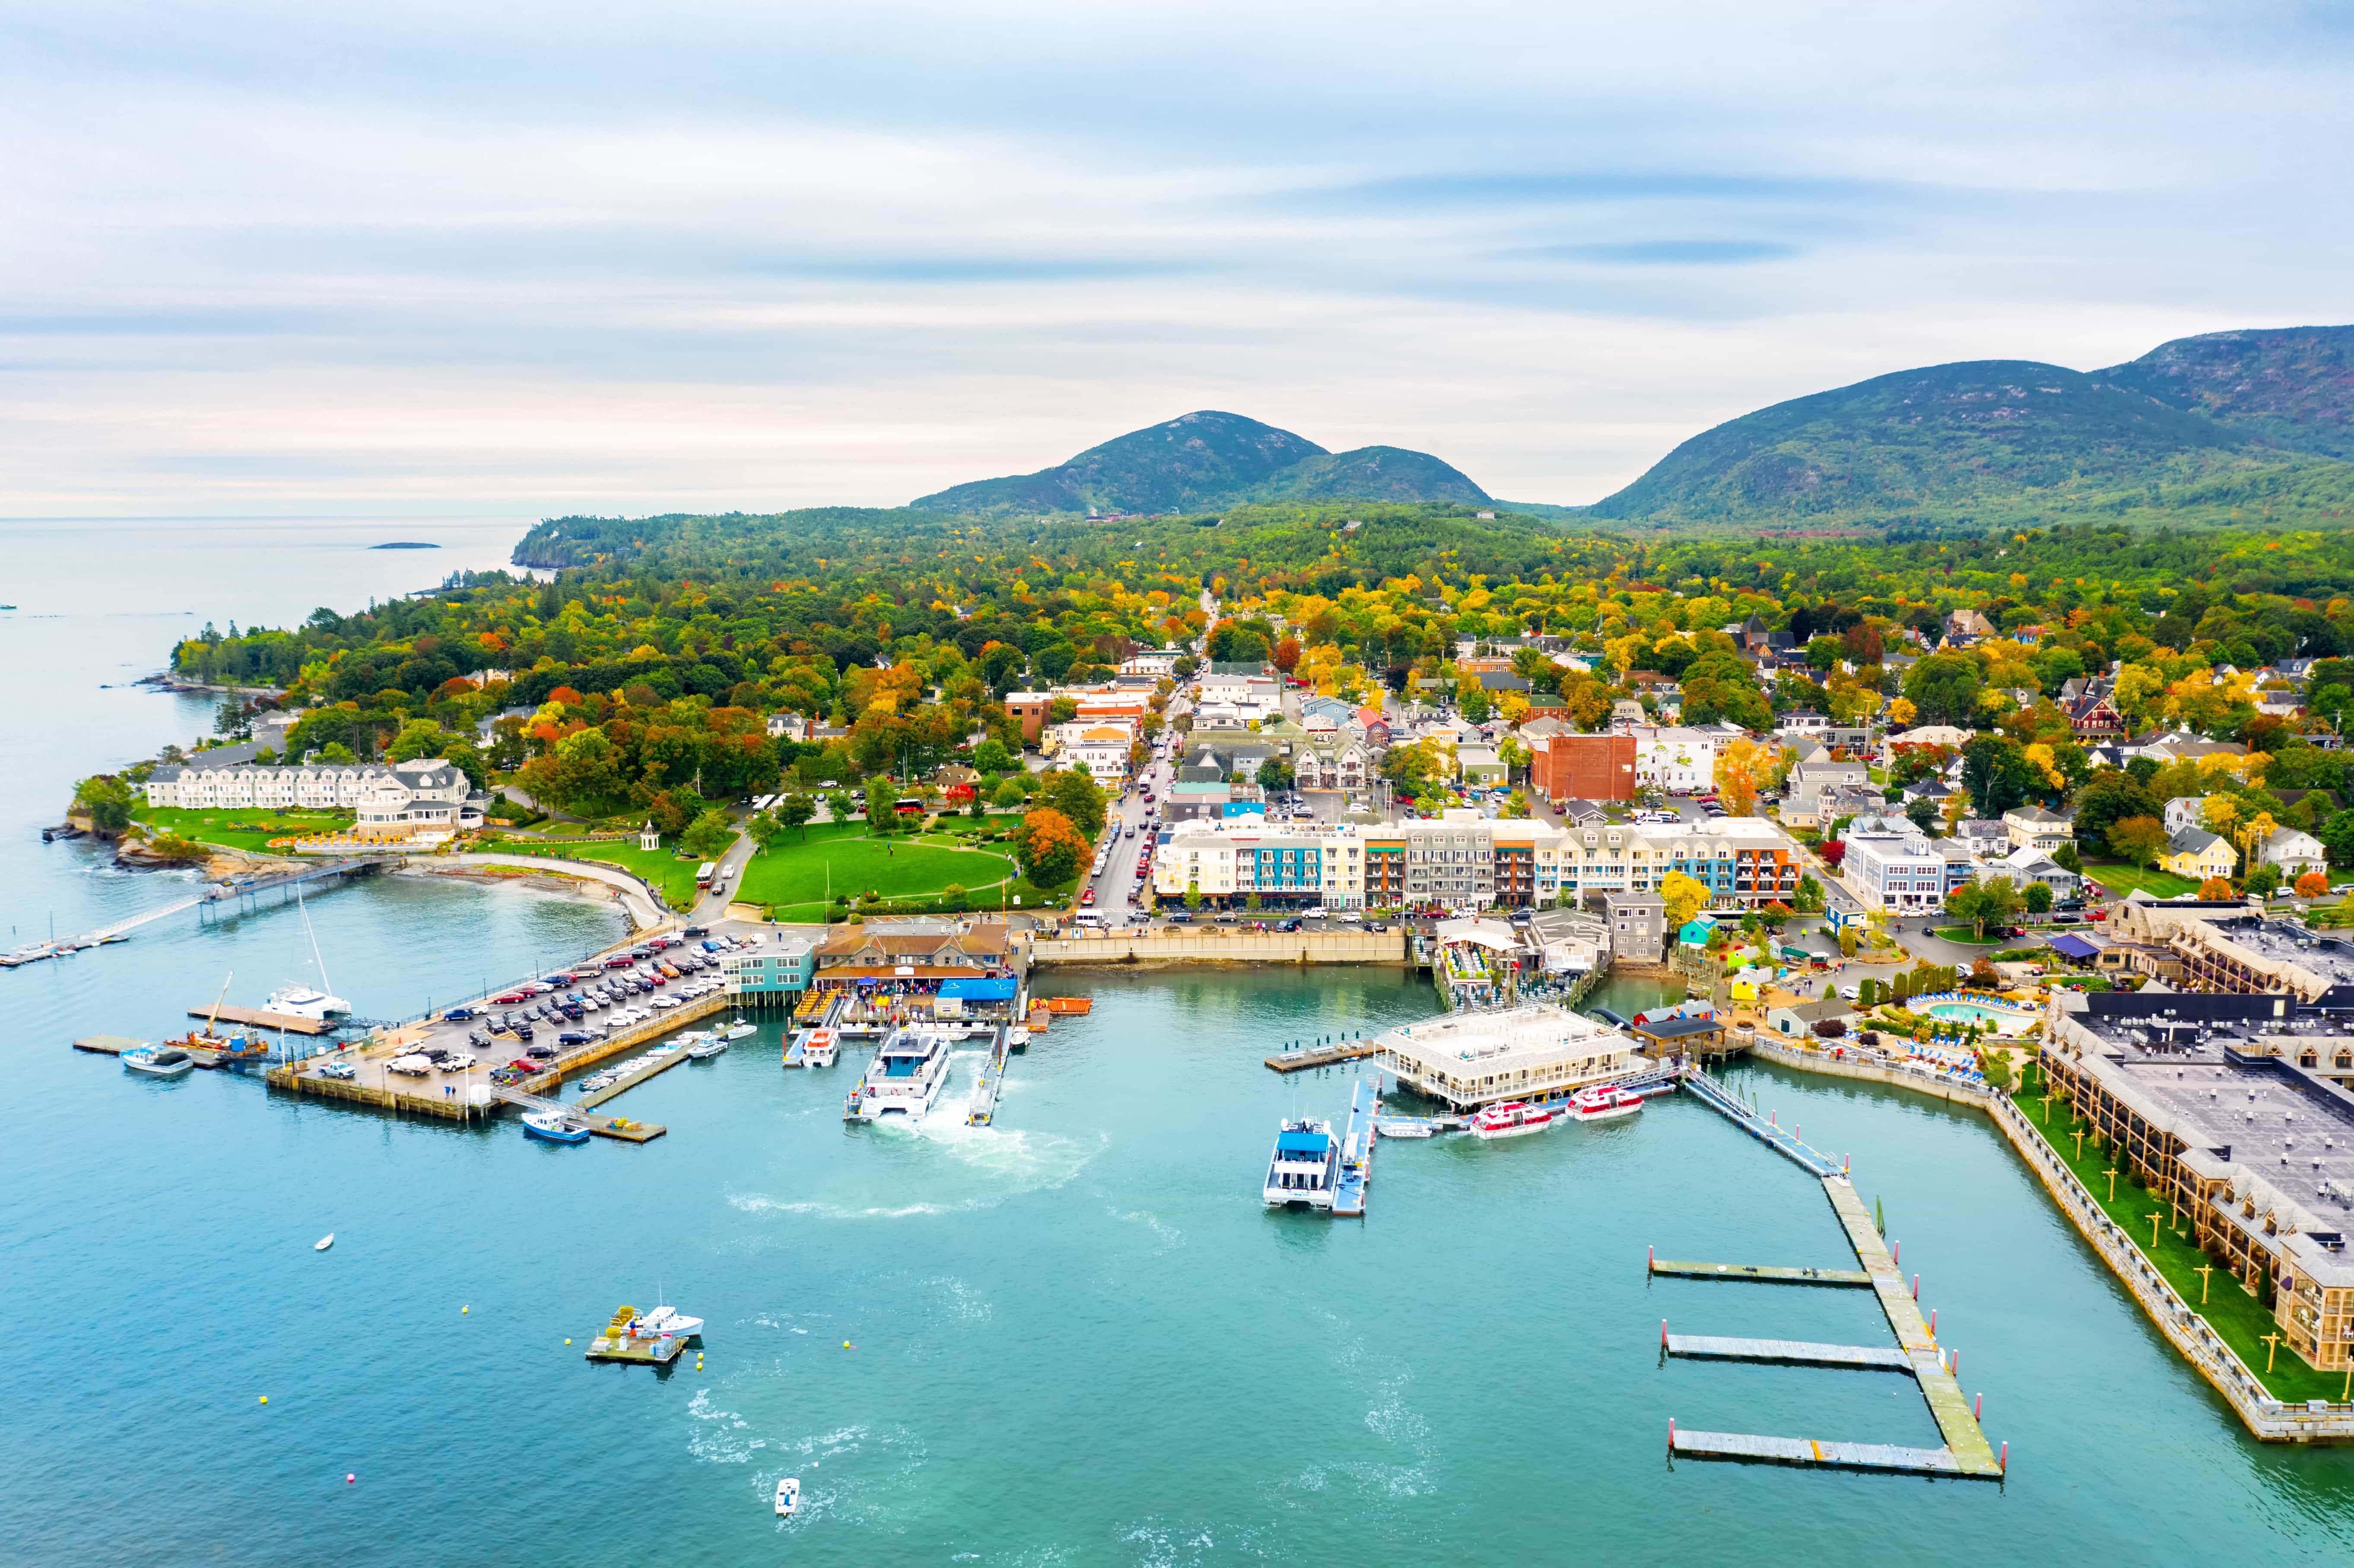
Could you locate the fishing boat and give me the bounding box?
[122,1045,195,1079]
[1570,1084,1644,1123]
[723,1017,756,1041]
[802,1028,837,1067]
[845,1028,952,1121]
[521,1111,591,1144]
[774,1476,800,1517]
[630,1302,704,1339]
[1468,1100,1555,1140]
[1262,1118,1338,1210]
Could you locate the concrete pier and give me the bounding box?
[1666,1334,1913,1371]
[1649,1258,1872,1287]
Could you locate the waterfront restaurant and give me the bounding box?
[1371,1004,1641,1113]
[811,920,1021,1023]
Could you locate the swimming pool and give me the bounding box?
[1925,1000,2037,1034]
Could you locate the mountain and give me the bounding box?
[2096,325,2354,459]
[908,410,1489,514]
[1588,329,2354,526]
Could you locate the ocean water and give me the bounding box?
[5,521,2354,1564]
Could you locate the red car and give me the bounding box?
[492,990,529,1004]
[1081,889,1096,906]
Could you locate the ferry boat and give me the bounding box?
[801,1028,837,1067]
[1570,1084,1644,1123]
[846,1028,953,1121]
[1262,1118,1339,1210]
[1469,1100,1555,1140]
[122,1045,195,1079]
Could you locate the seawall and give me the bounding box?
[1030,928,1409,966]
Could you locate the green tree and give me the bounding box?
[974,737,1014,773]
[991,777,1027,809]
[1946,874,2021,940]
[1961,735,2036,818]
[384,718,450,763]
[746,811,781,854]
[865,776,899,834]
[2110,815,2171,869]
[1045,768,1107,837]
[2068,770,2157,856]
[1459,681,1493,723]
[2246,862,2283,899]
[2023,880,2054,914]
[1256,754,1295,793]
[776,792,816,840]
[1184,884,1203,910]
[319,741,357,764]
[682,808,736,859]
[1793,873,1825,913]
[1903,653,1982,729]
[71,775,136,834]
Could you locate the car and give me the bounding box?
[526,981,555,995]
[604,955,635,970]
[1165,911,1191,924]
[558,1030,591,1046]
[651,995,681,1010]
[319,1061,356,1080]
[507,1058,540,1072]
[1275,918,1303,933]
[492,989,529,1004]
[442,1006,478,1022]
[512,1024,534,1042]
[467,1029,492,1048]
[1081,889,1096,906]
[1369,922,1390,933]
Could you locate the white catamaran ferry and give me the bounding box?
[846,1028,953,1121]
[1262,1118,1339,1210]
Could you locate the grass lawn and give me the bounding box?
[736,822,1028,917]
[2082,862,2202,899]
[1928,925,2003,945]
[132,805,352,852]
[512,838,707,908]
[2019,1082,2346,1404]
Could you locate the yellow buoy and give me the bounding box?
[461,1305,469,1314]
[565,1338,572,1345]
[258,1396,268,1404]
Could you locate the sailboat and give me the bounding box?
[266,886,351,1021]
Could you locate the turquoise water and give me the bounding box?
[1925,1001,2036,1033]
[7,522,2354,1563]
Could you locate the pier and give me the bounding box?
[1648,1257,1871,1287]
[1669,1429,1975,1477]
[1263,1034,1380,1074]
[187,1003,332,1035]
[1680,1069,1845,1177]
[1664,1333,1912,1371]
[493,1087,665,1142]
[1330,1077,1377,1216]
[967,1024,1012,1125]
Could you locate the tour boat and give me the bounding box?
[1570,1084,1645,1123]
[1469,1100,1555,1140]
[122,1046,195,1079]
[630,1303,705,1339]
[802,1029,837,1067]
[521,1111,592,1144]
[1262,1118,1339,1209]
[774,1476,800,1517]
[846,1029,952,1121]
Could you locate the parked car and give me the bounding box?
[467,1029,492,1048]
[442,1006,478,1022]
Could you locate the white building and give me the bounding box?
[1152,818,1366,908]
[1841,814,1953,913]
[1616,724,1720,793]
[1370,1003,1639,1112]
[1053,721,1136,786]
[1118,651,1180,678]
[144,757,480,842]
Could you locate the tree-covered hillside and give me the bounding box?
[907,410,1489,515]
[2097,325,2354,459]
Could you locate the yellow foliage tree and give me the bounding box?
[1887,697,1918,729]
[1713,737,1764,816]
[1661,869,1711,930]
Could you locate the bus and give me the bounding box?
[696,862,717,889]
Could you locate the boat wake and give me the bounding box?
[685,1388,759,1464]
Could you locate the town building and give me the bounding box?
[1782,755,1872,828]
[1616,724,1720,794]
[2160,827,2238,882]
[721,937,817,1004]
[1052,720,1136,786]
[143,757,484,841]
[1528,732,1637,804]
[1841,814,1954,913]
[2003,805,2075,854]
[1150,818,1366,909]
[1005,691,1054,744]
[1603,890,1665,963]
[1369,1004,1640,1112]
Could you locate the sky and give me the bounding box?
[2,0,2350,519]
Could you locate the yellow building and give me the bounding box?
[2159,827,2237,883]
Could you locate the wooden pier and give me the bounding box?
[1649,1258,1872,1287]
[1665,1334,1913,1371]
[187,1004,332,1035]
[71,1034,148,1056]
[494,1088,666,1142]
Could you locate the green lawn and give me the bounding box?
[1928,925,2003,945]
[736,821,1028,917]
[2081,862,2202,899]
[2021,1081,2346,1404]
[511,838,707,908]
[132,805,352,852]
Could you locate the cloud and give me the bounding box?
[0,2,2350,512]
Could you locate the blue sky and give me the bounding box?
[1,0,2348,516]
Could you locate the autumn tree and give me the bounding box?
[1946,874,2021,940]
[2296,870,2330,899]
[1661,869,1711,930]
[2198,876,2238,900]
[1011,806,1090,888]
[2109,815,2170,869]
[1714,737,1766,816]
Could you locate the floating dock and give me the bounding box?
[1649,1258,1872,1287]
[1665,1334,1913,1372]
[1330,1077,1377,1217]
[495,1088,665,1142]
[1670,1428,1973,1477]
[584,1305,695,1364]
[1265,1038,1379,1074]
[569,1040,706,1109]
[71,1034,149,1056]
[967,1024,1012,1126]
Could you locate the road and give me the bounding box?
[1081,748,1172,920]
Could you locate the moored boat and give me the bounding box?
[723,1020,756,1041]
[689,1038,729,1060]
[1570,1084,1644,1123]
[123,1045,195,1079]
[522,1111,592,1144]
[1262,1118,1338,1209]
[802,1028,837,1067]
[1469,1100,1555,1140]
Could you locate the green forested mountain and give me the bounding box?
[1590,326,2354,529]
[907,410,1488,515]
[2096,325,2354,459]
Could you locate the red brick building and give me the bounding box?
[1529,733,1637,804]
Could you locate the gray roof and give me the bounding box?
[2167,826,2227,855]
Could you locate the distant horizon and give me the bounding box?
[5,3,2350,517]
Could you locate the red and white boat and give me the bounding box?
[1469,1100,1556,1140]
[1570,1085,1644,1122]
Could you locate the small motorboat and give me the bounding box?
[723,1020,757,1041]
[1469,1100,1555,1140]
[689,1038,730,1060]
[123,1046,195,1079]
[775,1476,800,1517]
[521,1112,592,1144]
[314,1233,334,1251]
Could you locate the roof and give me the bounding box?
[2043,933,2101,960]
[1275,1128,1332,1156]
[1636,1015,1723,1040]
[2167,826,2227,855]
[936,976,1018,1001]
